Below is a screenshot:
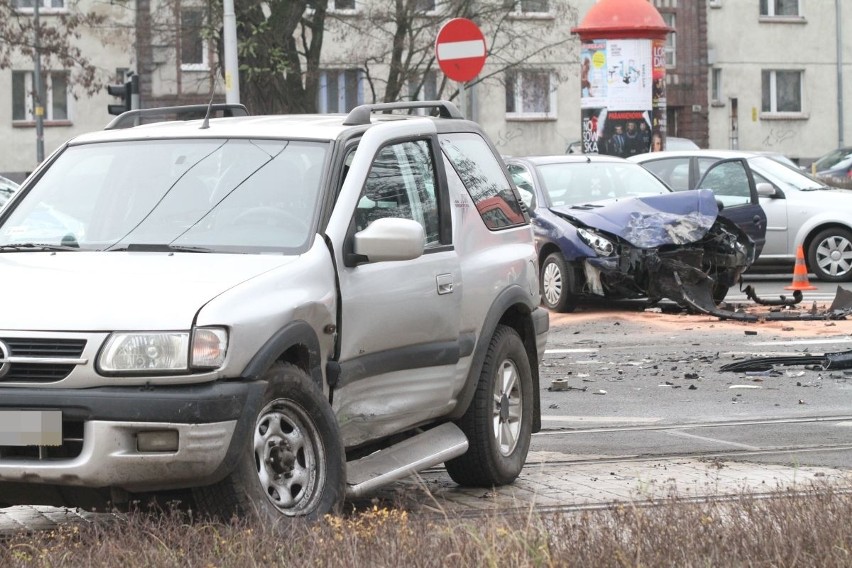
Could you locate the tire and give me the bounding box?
[807,228,852,282]
[193,363,345,522]
[712,282,730,304]
[540,253,577,312]
[445,325,533,487]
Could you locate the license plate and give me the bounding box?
[0,410,62,446]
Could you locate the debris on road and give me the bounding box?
[720,349,852,373]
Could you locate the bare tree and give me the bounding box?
[0,0,117,94]
[328,0,579,105]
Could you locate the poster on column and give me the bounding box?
[604,39,652,111]
[651,38,668,152]
[593,109,653,158]
[580,41,608,109]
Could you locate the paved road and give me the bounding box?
[3,274,851,530]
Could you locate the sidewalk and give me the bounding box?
[2,452,849,532]
[356,451,852,515]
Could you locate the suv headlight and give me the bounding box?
[99,327,228,374]
[577,228,615,257]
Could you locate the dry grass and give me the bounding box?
[1,485,851,567]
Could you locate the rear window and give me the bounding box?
[439,133,526,230]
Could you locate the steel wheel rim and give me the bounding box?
[492,358,522,457]
[542,261,563,307]
[815,235,852,278]
[254,399,326,516]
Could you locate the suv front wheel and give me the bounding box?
[194,362,345,521]
[446,325,533,487]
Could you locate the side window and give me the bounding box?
[698,160,752,207]
[355,140,440,247]
[642,157,691,191]
[439,133,526,229]
[506,163,535,210]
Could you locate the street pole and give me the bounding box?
[837,0,845,147]
[33,0,45,163]
[223,0,240,104]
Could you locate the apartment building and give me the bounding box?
[1,0,848,178]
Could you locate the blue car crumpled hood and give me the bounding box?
[551,188,720,248]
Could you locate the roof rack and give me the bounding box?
[104,103,249,130]
[343,100,463,126]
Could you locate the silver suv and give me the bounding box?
[0,101,548,520]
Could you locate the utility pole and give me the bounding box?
[223,0,240,104]
[33,0,45,163]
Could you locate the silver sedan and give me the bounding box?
[630,150,852,282]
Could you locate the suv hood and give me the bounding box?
[0,252,297,331]
[551,189,719,248]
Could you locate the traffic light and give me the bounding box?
[107,80,131,116]
[107,73,139,116]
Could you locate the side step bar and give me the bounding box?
[345,423,469,499]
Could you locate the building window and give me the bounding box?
[318,69,363,113]
[12,70,69,122]
[415,0,435,11]
[329,0,356,10]
[661,13,676,67]
[12,0,65,10]
[505,70,555,119]
[761,70,802,113]
[760,0,799,16]
[180,8,208,70]
[505,0,549,14]
[711,68,722,102]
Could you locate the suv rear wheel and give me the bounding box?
[446,325,533,487]
[194,363,345,521]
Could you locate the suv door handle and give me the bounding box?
[437,273,454,295]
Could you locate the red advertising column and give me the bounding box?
[572,0,672,156]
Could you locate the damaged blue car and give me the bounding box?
[505,155,762,313]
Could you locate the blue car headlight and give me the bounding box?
[577,228,615,257]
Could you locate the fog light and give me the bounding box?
[137,430,179,452]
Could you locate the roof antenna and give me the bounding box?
[200,75,217,130]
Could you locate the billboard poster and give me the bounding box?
[605,39,652,111]
[593,109,653,159]
[651,38,668,151]
[580,40,608,109]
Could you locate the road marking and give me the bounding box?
[836,422,852,428]
[748,338,852,346]
[666,429,760,450]
[541,416,662,424]
[545,348,599,354]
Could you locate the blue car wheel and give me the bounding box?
[541,253,576,312]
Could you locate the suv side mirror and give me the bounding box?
[352,217,425,265]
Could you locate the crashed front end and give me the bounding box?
[557,189,755,310]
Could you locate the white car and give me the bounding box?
[630,150,852,282]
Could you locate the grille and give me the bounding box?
[1,337,87,383]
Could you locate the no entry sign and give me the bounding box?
[435,18,486,83]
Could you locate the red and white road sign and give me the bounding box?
[435,18,487,83]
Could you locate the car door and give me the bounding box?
[334,136,463,447]
[695,158,767,256]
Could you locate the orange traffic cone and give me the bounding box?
[785,245,817,291]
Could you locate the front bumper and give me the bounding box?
[0,381,266,492]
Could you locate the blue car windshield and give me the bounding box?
[538,162,669,207]
[0,138,329,253]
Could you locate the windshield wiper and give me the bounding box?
[109,243,213,253]
[0,243,81,252]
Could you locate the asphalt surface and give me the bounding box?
[2,276,851,531]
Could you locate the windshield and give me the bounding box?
[0,139,328,253]
[814,148,852,171]
[748,156,828,190]
[537,161,669,206]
